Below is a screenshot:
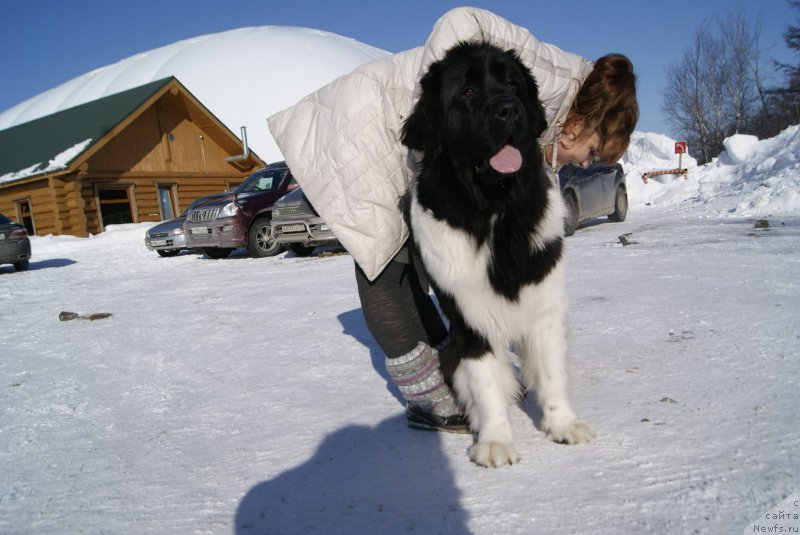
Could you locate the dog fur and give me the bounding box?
[401,41,593,467]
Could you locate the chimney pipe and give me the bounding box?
[226,126,250,163]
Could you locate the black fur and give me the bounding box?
[401,41,563,303]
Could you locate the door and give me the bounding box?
[15,199,35,235]
[575,167,606,219]
[158,185,176,220]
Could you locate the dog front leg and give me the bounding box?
[453,353,520,467]
[519,321,594,445]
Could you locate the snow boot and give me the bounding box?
[386,342,470,434]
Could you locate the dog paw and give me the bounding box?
[469,441,520,468]
[545,418,595,445]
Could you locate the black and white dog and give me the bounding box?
[401,41,594,467]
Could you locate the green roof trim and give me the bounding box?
[0,77,175,183]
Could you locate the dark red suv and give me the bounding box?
[184,162,298,259]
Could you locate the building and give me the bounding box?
[0,77,265,236]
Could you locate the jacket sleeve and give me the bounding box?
[268,50,420,281]
[417,7,593,133]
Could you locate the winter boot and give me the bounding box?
[386,342,470,434]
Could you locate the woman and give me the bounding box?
[268,7,638,432]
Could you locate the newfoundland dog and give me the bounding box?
[401,41,594,467]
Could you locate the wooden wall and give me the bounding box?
[0,89,258,236]
[0,178,55,234]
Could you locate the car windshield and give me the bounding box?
[235,167,290,193]
[0,213,13,224]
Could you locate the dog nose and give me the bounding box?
[494,100,520,123]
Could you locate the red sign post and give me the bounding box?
[674,141,687,169]
[641,141,689,183]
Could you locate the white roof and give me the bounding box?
[0,26,390,162]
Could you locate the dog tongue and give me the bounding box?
[489,145,522,173]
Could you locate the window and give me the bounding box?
[97,186,134,228]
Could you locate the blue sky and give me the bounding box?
[1,0,796,136]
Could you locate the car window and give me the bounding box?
[236,167,290,193]
[0,213,11,224]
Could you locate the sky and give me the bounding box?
[0,0,797,136]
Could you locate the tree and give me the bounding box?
[662,8,766,163]
[758,0,800,137]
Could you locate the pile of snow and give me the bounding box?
[0,26,390,163]
[622,126,800,217]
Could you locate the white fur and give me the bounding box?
[410,182,594,467]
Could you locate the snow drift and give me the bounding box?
[622,125,800,217]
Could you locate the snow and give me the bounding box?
[0,139,93,185]
[2,128,798,534]
[623,125,800,217]
[0,26,390,164]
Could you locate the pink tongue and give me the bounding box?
[488,145,522,173]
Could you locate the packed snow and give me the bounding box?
[1,128,798,534]
[0,26,390,163]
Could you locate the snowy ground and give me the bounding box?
[1,130,798,534]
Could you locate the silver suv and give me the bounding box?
[271,188,339,256]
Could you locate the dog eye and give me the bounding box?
[463,87,478,98]
[506,82,516,92]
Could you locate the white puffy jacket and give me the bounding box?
[268,7,593,280]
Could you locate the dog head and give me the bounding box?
[402,41,547,185]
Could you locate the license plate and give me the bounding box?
[150,239,168,247]
[190,226,209,235]
[0,233,5,240]
[281,224,305,233]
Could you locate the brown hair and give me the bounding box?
[565,53,639,163]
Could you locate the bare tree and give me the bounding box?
[662,9,766,163]
[719,7,760,134]
[663,24,725,163]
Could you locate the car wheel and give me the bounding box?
[247,217,282,257]
[13,260,30,271]
[608,186,628,222]
[289,243,315,257]
[563,192,578,237]
[201,247,233,259]
[156,249,180,257]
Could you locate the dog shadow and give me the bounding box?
[506,355,547,433]
[234,415,469,534]
[519,390,546,433]
[337,308,405,405]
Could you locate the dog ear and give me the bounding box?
[401,100,431,152]
[401,64,443,152]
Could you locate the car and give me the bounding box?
[144,194,229,257]
[0,213,32,271]
[271,188,340,256]
[183,162,298,259]
[558,162,627,236]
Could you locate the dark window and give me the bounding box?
[98,188,133,226]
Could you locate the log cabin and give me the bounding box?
[0,77,265,236]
